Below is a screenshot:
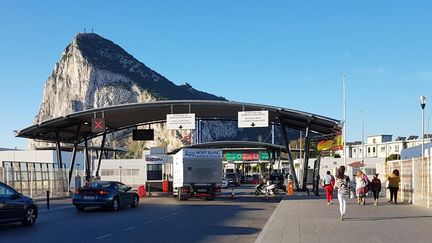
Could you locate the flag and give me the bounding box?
[317,132,343,151]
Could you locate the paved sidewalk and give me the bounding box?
[256,192,432,243]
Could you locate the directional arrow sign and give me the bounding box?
[238,110,269,128]
[167,113,195,130]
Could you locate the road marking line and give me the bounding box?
[159,216,168,220]
[144,220,153,224]
[96,234,112,240]
[124,226,136,231]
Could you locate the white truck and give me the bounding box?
[173,148,223,200]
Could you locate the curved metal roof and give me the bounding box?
[168,141,295,154]
[16,100,341,143]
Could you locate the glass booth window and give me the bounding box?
[147,164,162,180]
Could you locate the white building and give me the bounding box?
[347,135,432,159]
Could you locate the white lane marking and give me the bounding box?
[96,234,112,240]
[159,216,168,220]
[144,220,153,224]
[172,212,178,215]
[124,226,136,231]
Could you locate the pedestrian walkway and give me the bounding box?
[256,192,432,243]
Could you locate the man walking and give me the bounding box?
[323,171,335,204]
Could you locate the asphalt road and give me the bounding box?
[0,185,282,243]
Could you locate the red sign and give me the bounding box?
[92,118,106,133]
[242,153,259,161]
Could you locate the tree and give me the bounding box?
[386,154,400,161]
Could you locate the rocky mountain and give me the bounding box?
[32,33,243,152]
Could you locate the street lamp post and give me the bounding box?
[420,95,427,207]
[420,96,427,160]
[361,110,364,165]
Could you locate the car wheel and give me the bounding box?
[22,206,37,226]
[131,195,139,208]
[75,205,85,212]
[111,197,120,211]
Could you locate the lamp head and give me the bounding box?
[420,96,427,109]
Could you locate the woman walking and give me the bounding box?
[371,173,381,205]
[387,169,400,204]
[355,171,369,205]
[334,166,350,221]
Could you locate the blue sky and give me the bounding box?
[0,0,431,148]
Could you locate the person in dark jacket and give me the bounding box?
[371,173,381,205]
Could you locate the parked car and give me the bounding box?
[73,181,139,211]
[269,173,286,191]
[251,174,260,184]
[221,178,229,188]
[225,173,240,186]
[0,182,38,226]
[245,175,253,184]
[239,175,246,184]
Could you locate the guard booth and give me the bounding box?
[98,148,171,192]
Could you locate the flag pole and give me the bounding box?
[343,75,347,167]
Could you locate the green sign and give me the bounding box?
[224,152,243,161]
[259,152,270,160]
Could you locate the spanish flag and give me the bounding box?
[317,132,343,151]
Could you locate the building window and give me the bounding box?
[373,147,376,153]
[101,169,114,176]
[147,164,162,180]
[373,139,376,143]
[381,146,385,152]
[368,147,370,153]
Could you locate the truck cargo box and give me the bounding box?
[173,148,223,188]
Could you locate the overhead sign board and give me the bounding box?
[132,129,154,140]
[92,118,106,133]
[224,152,270,161]
[167,113,195,130]
[238,110,269,128]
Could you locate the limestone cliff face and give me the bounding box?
[32,33,233,151]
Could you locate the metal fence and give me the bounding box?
[379,157,432,207]
[1,161,69,199]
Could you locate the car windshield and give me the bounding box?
[87,181,112,189]
[225,173,236,179]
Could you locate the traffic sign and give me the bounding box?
[92,118,105,133]
[238,110,268,128]
[166,113,195,130]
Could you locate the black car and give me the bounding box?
[73,181,139,211]
[0,182,38,226]
[225,173,240,186]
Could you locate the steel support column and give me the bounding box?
[281,124,299,190]
[68,124,81,186]
[312,155,321,196]
[301,125,312,191]
[55,131,63,169]
[84,137,91,182]
[95,132,107,178]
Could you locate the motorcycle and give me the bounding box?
[254,182,278,196]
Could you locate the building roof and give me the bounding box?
[168,141,300,154]
[16,100,341,143]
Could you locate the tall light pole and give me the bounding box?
[420,96,426,160]
[361,109,364,165]
[343,75,347,167]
